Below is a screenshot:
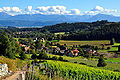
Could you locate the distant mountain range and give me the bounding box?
[0,12,120,27]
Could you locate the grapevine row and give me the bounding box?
[41,60,120,80]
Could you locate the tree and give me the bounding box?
[10,37,17,56]
[52,56,57,60]
[58,56,63,61]
[52,48,57,54]
[110,38,115,45]
[8,53,16,59]
[45,42,50,47]
[77,48,84,56]
[38,50,48,59]
[20,51,27,60]
[35,40,42,49]
[31,53,37,59]
[0,32,16,59]
[95,46,98,50]
[30,49,36,54]
[15,43,22,54]
[0,32,10,56]
[97,55,107,67]
[118,45,120,52]
[57,34,61,41]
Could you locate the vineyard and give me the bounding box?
[40,60,120,80]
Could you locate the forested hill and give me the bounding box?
[1,20,120,40]
[42,20,111,33]
[62,22,120,40]
[42,20,120,40]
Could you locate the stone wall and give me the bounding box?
[0,64,8,76]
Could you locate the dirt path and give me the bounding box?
[2,64,27,80]
[3,71,26,80]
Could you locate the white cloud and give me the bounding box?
[11,7,22,12]
[0,8,3,12]
[0,7,22,16]
[91,6,104,11]
[2,7,11,12]
[2,7,22,13]
[85,6,117,15]
[70,9,81,15]
[25,6,32,12]
[35,6,70,15]
[0,5,118,16]
[34,6,82,15]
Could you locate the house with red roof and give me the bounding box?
[69,49,79,57]
[83,48,97,55]
[25,46,30,52]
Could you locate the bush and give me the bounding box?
[114,69,120,72]
[58,56,63,61]
[63,60,68,62]
[19,51,27,60]
[38,50,48,59]
[52,56,57,60]
[79,62,87,65]
[74,61,77,63]
[107,47,110,50]
[31,58,38,64]
[31,54,37,59]
[84,53,91,58]
[97,55,107,67]
[8,53,16,59]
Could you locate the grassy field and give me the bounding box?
[98,50,109,53]
[26,52,120,72]
[58,40,111,53]
[54,32,65,35]
[106,58,120,62]
[113,43,120,46]
[109,47,118,52]
[108,42,120,52]
[0,56,26,71]
[58,40,110,47]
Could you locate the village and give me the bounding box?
[17,37,99,58]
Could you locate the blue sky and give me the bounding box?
[0,0,119,16]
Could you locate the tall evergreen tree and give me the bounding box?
[97,55,107,67]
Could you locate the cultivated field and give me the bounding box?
[47,54,120,71]
[59,40,110,46]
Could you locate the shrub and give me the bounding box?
[58,56,63,61]
[38,50,48,59]
[79,62,87,65]
[107,47,110,50]
[84,53,91,58]
[74,61,77,63]
[114,69,120,72]
[97,55,107,67]
[52,56,57,60]
[8,53,16,59]
[31,54,37,59]
[63,60,68,62]
[19,51,27,60]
